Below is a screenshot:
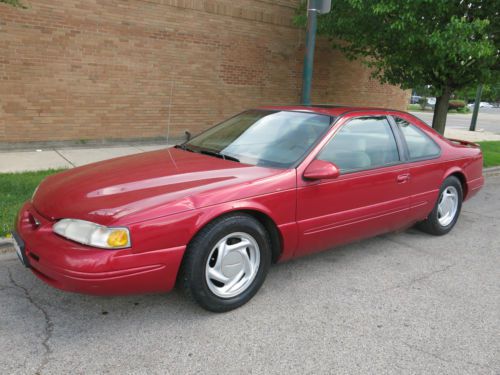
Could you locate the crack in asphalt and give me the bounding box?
[380,235,452,261]
[376,263,455,293]
[7,268,54,375]
[462,210,500,220]
[400,341,494,371]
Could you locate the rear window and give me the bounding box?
[394,117,440,160]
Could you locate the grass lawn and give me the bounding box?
[407,104,428,111]
[478,141,500,168]
[407,104,470,114]
[0,169,63,237]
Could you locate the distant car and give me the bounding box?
[426,97,436,109]
[468,102,494,108]
[13,106,484,312]
[410,95,421,104]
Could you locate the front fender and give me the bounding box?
[191,190,298,262]
[128,189,298,262]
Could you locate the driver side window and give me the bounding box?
[317,116,400,173]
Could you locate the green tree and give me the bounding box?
[0,0,25,7]
[455,80,500,103]
[295,0,499,134]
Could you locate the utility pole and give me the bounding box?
[301,0,331,105]
[469,84,483,131]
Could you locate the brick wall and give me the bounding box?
[0,0,409,145]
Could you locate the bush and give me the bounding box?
[418,97,427,110]
[0,0,25,7]
[448,100,466,110]
[456,106,470,113]
[407,104,420,111]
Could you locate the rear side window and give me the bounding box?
[317,116,400,172]
[394,117,440,160]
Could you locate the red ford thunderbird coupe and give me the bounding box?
[13,106,484,311]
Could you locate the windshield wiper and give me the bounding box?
[199,149,240,163]
[175,144,240,162]
[174,144,196,153]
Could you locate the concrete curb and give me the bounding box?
[0,138,174,152]
[483,166,500,176]
[0,239,14,254]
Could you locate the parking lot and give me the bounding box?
[0,176,499,374]
[410,108,500,134]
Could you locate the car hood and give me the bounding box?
[33,148,291,225]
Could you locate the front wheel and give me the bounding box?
[181,214,271,312]
[417,176,463,235]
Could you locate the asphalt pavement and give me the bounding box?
[0,176,499,374]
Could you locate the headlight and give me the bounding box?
[53,219,131,249]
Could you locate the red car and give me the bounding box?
[13,106,484,312]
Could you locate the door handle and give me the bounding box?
[396,174,410,183]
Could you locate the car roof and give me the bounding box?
[257,105,404,117]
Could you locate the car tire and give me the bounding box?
[417,176,463,236]
[181,213,271,312]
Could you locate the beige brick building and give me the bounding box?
[0,0,409,146]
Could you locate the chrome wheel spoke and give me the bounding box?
[222,270,245,293]
[443,198,450,215]
[213,244,225,272]
[207,267,230,284]
[239,248,253,276]
[437,203,444,217]
[226,239,251,253]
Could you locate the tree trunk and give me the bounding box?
[432,88,451,135]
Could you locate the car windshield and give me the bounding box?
[184,110,332,168]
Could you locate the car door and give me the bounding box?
[295,114,411,257]
[390,115,442,222]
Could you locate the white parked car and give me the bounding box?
[468,102,494,108]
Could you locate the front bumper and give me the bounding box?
[15,202,185,295]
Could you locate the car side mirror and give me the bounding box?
[303,160,340,180]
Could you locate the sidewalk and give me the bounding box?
[444,128,500,142]
[0,144,169,173]
[1,129,499,173]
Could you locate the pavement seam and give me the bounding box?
[380,234,452,261]
[462,210,500,220]
[375,263,455,293]
[7,267,54,375]
[53,149,75,168]
[399,340,494,371]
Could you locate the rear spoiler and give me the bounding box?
[447,138,480,148]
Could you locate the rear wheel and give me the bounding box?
[418,176,463,235]
[181,214,271,312]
